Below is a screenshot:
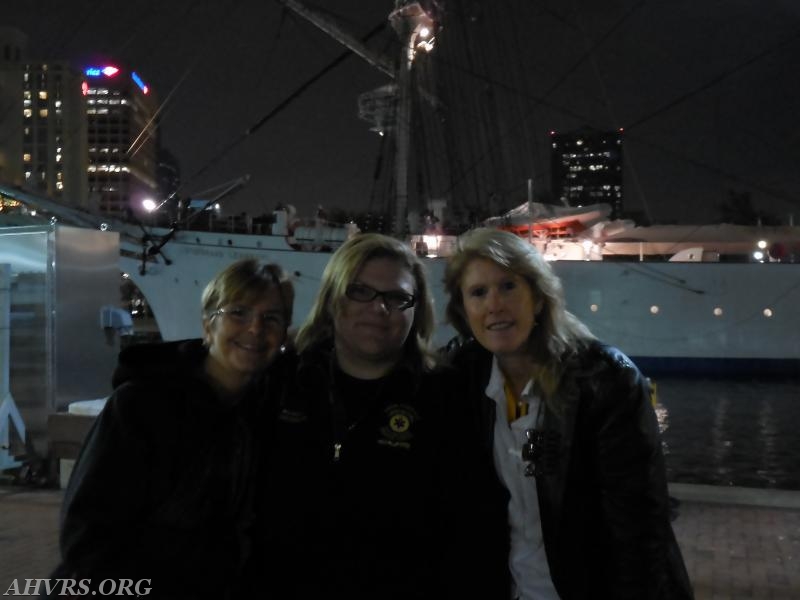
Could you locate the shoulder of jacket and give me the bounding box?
[448,338,492,369]
[571,341,640,377]
[112,339,205,388]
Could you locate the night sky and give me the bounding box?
[4,0,800,225]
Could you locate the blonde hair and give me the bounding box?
[444,228,594,394]
[201,259,294,325]
[295,233,436,369]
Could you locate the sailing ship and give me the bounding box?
[3,1,799,374]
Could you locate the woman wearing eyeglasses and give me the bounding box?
[51,259,293,599]
[250,233,508,598]
[443,228,693,600]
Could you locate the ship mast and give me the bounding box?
[276,0,437,236]
[387,2,436,236]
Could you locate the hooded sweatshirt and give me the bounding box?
[53,340,266,599]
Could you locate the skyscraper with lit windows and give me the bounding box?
[83,63,158,218]
[550,128,623,219]
[0,26,159,219]
[0,27,87,208]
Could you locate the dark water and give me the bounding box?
[655,376,800,490]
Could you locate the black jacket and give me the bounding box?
[52,340,268,599]
[250,344,509,599]
[451,339,694,600]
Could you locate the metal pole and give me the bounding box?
[0,263,26,471]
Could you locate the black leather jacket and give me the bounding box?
[451,339,694,600]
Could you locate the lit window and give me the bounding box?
[25,171,31,179]
[56,154,62,162]
[56,172,63,180]
[23,153,31,162]
[39,108,48,118]
[38,90,47,100]
[56,181,64,190]
[23,108,32,118]
[55,100,62,108]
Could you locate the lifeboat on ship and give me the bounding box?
[484,201,613,239]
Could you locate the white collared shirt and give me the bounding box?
[485,357,560,600]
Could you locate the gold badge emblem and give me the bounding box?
[378,404,419,449]
[389,413,411,433]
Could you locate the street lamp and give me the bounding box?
[142,198,157,226]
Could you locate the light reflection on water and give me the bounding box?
[653,376,800,490]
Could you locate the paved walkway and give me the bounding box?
[1,484,798,598]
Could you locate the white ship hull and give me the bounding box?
[121,228,800,374]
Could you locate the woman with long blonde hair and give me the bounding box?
[445,228,693,600]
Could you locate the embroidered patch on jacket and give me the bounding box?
[377,404,419,449]
[277,408,308,423]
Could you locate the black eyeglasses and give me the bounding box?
[345,282,416,311]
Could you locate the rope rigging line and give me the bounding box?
[127,0,249,163]
[625,31,800,132]
[429,2,640,203]
[404,3,798,215]
[184,19,388,185]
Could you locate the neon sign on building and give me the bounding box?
[85,65,120,77]
[84,64,150,95]
[131,72,149,95]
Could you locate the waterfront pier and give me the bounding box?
[1,484,798,599]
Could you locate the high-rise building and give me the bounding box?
[0,26,160,219]
[0,27,87,208]
[550,128,623,219]
[83,63,158,218]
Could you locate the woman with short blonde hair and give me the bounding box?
[53,258,293,598]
